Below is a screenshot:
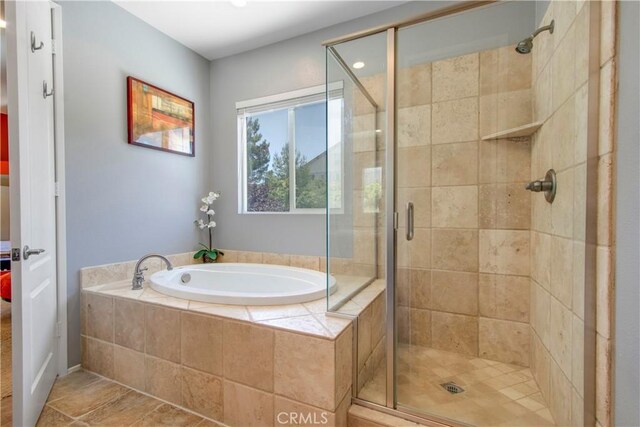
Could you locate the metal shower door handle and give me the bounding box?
[23,246,46,260]
[406,202,414,241]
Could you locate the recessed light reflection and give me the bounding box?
[352,61,365,69]
[230,0,247,7]
[0,20,6,29]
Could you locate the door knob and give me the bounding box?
[23,246,45,260]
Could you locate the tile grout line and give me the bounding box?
[46,385,134,422]
[80,370,223,426]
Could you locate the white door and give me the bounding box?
[6,1,59,425]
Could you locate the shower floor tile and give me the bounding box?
[359,344,556,426]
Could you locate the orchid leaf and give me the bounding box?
[193,249,207,259]
[206,250,218,260]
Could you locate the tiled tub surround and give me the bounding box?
[80,252,387,426]
[350,289,386,399]
[80,250,374,310]
[81,282,355,426]
[79,250,325,289]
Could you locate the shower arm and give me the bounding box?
[530,20,555,39]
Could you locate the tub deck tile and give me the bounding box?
[81,276,383,340]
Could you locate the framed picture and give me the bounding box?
[127,76,195,156]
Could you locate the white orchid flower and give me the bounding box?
[206,210,215,216]
[200,205,208,212]
[207,221,216,228]
[201,197,209,204]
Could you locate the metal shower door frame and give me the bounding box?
[325,0,600,425]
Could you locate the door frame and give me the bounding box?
[6,0,68,380]
[50,1,68,378]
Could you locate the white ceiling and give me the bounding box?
[113,1,403,60]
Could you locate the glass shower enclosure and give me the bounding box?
[326,1,599,425]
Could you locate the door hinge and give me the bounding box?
[56,322,63,338]
[54,182,60,197]
[51,38,57,55]
[393,211,399,230]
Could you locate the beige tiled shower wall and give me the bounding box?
[530,1,617,426]
[596,1,617,426]
[355,45,534,367]
[349,93,381,279]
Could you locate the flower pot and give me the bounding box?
[202,254,217,263]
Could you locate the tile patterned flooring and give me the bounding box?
[2,349,556,427]
[3,370,219,427]
[359,344,556,426]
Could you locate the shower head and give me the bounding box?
[515,19,555,54]
[515,37,534,54]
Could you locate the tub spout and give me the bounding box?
[132,253,174,290]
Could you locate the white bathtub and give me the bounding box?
[149,263,337,305]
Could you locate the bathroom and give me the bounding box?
[0,0,638,426]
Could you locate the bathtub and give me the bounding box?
[149,263,337,305]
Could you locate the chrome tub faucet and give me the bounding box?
[132,253,174,290]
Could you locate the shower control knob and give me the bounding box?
[525,169,557,203]
[525,180,552,192]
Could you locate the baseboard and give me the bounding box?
[66,364,82,375]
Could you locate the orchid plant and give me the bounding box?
[193,191,224,263]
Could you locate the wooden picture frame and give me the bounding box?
[127,76,195,157]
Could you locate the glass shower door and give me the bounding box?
[325,2,595,425]
[326,31,388,407]
[393,3,559,425]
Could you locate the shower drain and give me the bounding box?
[440,382,465,394]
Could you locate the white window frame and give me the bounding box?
[236,83,343,215]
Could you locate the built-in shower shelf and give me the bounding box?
[481,122,543,141]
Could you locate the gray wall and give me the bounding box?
[208,1,449,257]
[535,0,551,25]
[614,1,640,425]
[208,1,535,256]
[61,1,211,366]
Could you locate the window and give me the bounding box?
[237,84,343,213]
